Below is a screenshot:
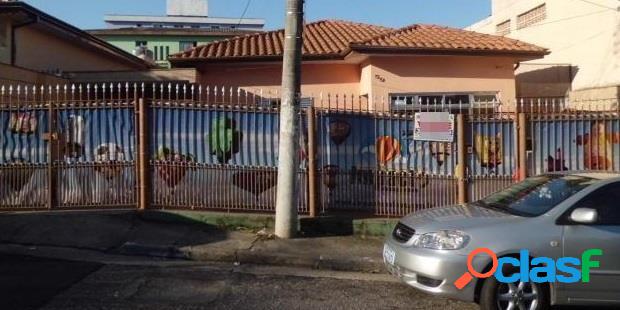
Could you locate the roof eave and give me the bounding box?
[349,45,549,60]
[169,53,344,67]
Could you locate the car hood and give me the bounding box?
[400,204,522,233]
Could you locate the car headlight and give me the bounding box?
[412,230,470,250]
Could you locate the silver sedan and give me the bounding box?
[384,172,620,310]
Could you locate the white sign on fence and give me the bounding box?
[413,112,455,142]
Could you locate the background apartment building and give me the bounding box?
[467,0,620,101]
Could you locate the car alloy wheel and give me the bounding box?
[496,281,540,310]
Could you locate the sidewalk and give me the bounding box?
[0,210,394,273]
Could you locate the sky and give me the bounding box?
[22,0,491,30]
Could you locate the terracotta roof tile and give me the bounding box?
[170,20,393,61]
[353,24,547,55]
[170,21,548,63]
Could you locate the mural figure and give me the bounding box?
[430,142,452,167]
[62,115,85,159]
[232,170,277,196]
[155,147,196,188]
[0,158,35,196]
[9,112,37,134]
[546,148,568,172]
[376,136,401,166]
[94,143,126,180]
[208,118,242,164]
[474,132,503,169]
[322,165,340,190]
[576,122,620,170]
[329,119,351,145]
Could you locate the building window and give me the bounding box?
[517,4,546,30]
[179,41,197,52]
[135,41,147,47]
[390,92,499,110]
[496,20,511,36]
[166,46,170,58]
[154,46,158,60]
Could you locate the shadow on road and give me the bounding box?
[0,254,102,310]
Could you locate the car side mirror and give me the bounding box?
[570,208,598,224]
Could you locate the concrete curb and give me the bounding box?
[187,248,386,274]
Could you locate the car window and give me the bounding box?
[478,175,596,217]
[574,183,620,225]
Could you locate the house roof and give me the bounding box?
[351,24,547,56]
[0,1,154,70]
[169,20,394,63]
[87,27,259,37]
[169,20,548,65]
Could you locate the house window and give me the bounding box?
[390,92,499,111]
[135,41,147,47]
[496,20,511,36]
[166,46,170,58]
[179,41,197,52]
[154,45,158,60]
[517,4,546,30]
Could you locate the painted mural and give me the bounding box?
[533,120,620,174]
[0,108,136,206]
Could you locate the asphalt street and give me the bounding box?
[0,253,477,310]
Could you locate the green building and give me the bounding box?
[88,28,255,68]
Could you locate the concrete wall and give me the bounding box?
[14,26,136,73]
[195,55,518,111]
[197,62,361,105]
[361,55,517,110]
[468,0,620,98]
[0,19,10,64]
[0,62,66,85]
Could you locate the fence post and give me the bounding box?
[46,99,59,210]
[137,98,150,211]
[306,106,318,217]
[457,113,468,204]
[518,112,527,181]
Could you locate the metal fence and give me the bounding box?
[1,82,619,216]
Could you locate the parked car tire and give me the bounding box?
[479,271,549,310]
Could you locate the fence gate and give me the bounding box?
[0,84,138,211]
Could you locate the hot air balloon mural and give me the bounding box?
[94,143,126,180]
[208,117,242,164]
[155,147,196,188]
[376,136,401,166]
[474,132,503,169]
[576,122,620,170]
[329,119,351,145]
[9,112,38,134]
[232,170,278,196]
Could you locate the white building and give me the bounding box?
[104,0,265,31]
[467,0,620,101]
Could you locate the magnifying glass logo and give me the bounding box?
[454,247,498,289]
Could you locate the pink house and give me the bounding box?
[169,20,547,111]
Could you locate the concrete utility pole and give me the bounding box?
[275,0,304,239]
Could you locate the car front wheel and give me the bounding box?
[480,276,549,310]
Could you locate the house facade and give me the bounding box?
[169,20,547,111]
[88,28,257,68]
[0,1,152,84]
[98,0,265,68]
[467,0,620,100]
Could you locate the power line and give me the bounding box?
[237,0,253,28]
[575,0,619,11]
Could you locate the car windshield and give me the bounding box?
[476,175,597,217]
